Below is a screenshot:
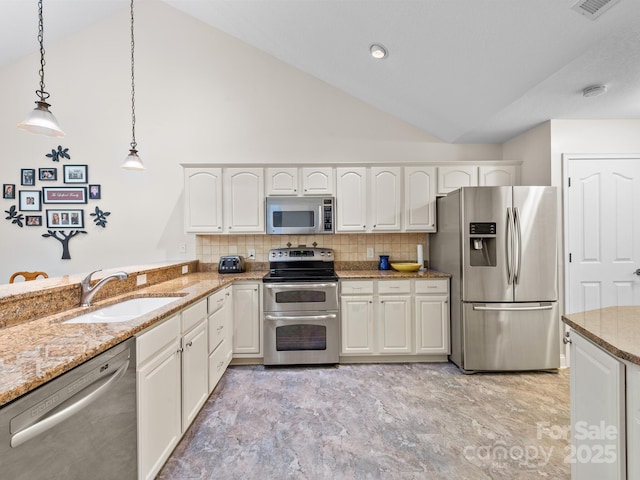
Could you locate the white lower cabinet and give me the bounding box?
[569,330,625,480]
[232,282,262,357]
[136,315,182,480]
[341,278,449,358]
[208,285,233,392]
[137,298,209,480]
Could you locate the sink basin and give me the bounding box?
[64,297,180,324]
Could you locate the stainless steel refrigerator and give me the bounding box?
[430,186,559,372]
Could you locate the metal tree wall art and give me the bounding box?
[90,206,110,227]
[46,145,70,162]
[4,206,24,227]
[42,230,87,259]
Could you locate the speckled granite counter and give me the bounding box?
[0,269,264,408]
[0,265,449,408]
[336,269,450,279]
[562,306,640,365]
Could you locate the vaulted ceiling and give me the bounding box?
[2,0,639,144]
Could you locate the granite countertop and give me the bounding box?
[0,266,449,408]
[562,306,640,366]
[336,269,450,279]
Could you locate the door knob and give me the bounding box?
[634,269,640,276]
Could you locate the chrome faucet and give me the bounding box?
[80,269,128,307]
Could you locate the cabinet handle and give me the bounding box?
[563,332,572,345]
[186,341,193,348]
[217,326,224,332]
[218,226,222,230]
[177,348,183,354]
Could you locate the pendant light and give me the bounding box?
[121,0,145,170]
[17,0,65,137]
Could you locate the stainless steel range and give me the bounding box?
[263,247,339,366]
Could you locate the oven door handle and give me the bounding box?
[264,314,337,321]
[263,283,338,289]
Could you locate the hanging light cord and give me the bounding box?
[36,0,49,102]
[130,0,137,151]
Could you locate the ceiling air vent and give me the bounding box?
[571,0,622,20]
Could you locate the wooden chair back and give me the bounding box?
[9,271,49,283]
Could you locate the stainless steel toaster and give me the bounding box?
[218,255,245,274]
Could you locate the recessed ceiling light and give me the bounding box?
[582,84,607,98]
[370,44,388,59]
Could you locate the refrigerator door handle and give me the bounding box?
[513,206,522,284]
[506,207,514,284]
[472,304,553,312]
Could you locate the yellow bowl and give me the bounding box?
[390,263,422,272]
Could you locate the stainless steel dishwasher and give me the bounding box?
[0,337,137,480]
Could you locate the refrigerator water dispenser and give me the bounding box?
[469,222,496,267]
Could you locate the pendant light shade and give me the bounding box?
[121,0,145,171]
[18,0,65,138]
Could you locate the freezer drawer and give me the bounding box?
[462,302,560,372]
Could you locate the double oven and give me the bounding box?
[263,247,340,366]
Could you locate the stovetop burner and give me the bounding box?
[262,247,337,283]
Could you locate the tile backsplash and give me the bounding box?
[196,233,427,265]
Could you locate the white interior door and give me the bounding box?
[565,155,640,313]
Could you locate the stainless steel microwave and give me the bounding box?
[266,196,334,234]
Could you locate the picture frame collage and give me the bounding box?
[3,164,101,229]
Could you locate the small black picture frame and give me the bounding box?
[21,169,35,186]
[39,167,57,181]
[19,190,42,211]
[89,184,101,199]
[46,209,84,228]
[63,165,88,184]
[3,184,15,199]
[25,215,42,226]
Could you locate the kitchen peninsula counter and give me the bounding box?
[0,263,450,408]
[562,306,640,365]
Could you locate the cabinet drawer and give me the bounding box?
[208,289,226,314]
[341,281,374,295]
[415,279,448,294]
[378,280,411,294]
[208,339,230,392]
[208,309,226,353]
[181,299,207,333]
[136,314,180,366]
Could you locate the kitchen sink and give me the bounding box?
[63,297,181,324]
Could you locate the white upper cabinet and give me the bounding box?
[478,165,520,186]
[437,165,478,195]
[404,166,436,232]
[302,167,334,195]
[336,167,367,232]
[223,168,265,233]
[183,167,223,233]
[266,168,299,195]
[370,167,402,231]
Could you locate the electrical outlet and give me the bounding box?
[136,274,147,286]
[248,248,256,259]
[178,242,186,253]
[367,247,374,258]
[182,265,189,274]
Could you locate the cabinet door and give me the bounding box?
[570,331,625,480]
[478,165,520,186]
[404,166,436,232]
[233,283,261,355]
[183,167,223,233]
[137,341,181,480]
[223,168,265,233]
[437,165,478,195]
[628,362,640,480]
[302,167,334,195]
[415,294,449,354]
[370,167,401,231]
[377,295,412,354]
[341,295,374,354]
[181,320,208,431]
[336,167,367,232]
[266,168,299,195]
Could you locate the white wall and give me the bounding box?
[502,121,551,185]
[0,2,502,283]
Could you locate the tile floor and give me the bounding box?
[158,363,570,479]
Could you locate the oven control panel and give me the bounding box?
[269,247,334,261]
